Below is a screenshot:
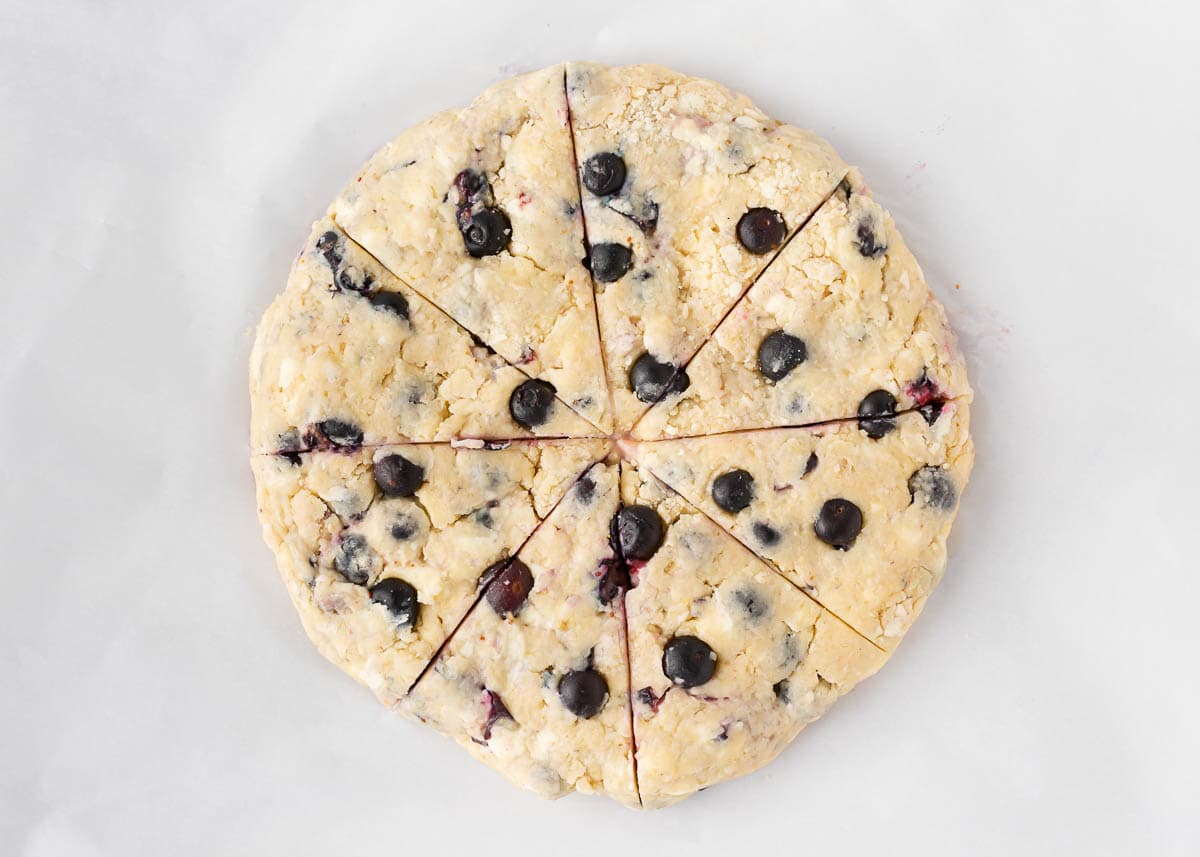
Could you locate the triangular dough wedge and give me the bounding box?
[636,171,971,438]
[329,65,611,432]
[251,439,608,704]
[619,463,886,808]
[401,461,638,806]
[250,220,600,453]
[633,405,973,649]
[565,62,848,429]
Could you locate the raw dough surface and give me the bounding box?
[250,63,973,808]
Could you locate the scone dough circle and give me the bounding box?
[250,62,973,809]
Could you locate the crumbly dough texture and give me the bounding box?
[634,406,974,648]
[250,219,599,452]
[566,62,848,430]
[250,63,974,808]
[402,463,637,806]
[252,440,607,703]
[619,464,886,808]
[635,171,972,438]
[330,66,611,431]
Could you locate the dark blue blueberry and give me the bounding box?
[662,635,717,688]
[589,242,633,282]
[558,668,609,718]
[612,505,665,561]
[802,451,819,476]
[814,498,863,550]
[582,152,626,196]
[629,352,689,403]
[308,419,363,449]
[461,207,511,257]
[712,469,755,513]
[855,216,887,258]
[737,207,787,254]
[368,290,410,319]
[857,390,897,439]
[574,476,596,504]
[508,379,558,429]
[373,454,425,497]
[757,330,807,381]
[369,578,420,629]
[315,230,342,270]
[485,558,534,617]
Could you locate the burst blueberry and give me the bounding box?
[333,532,376,585]
[369,578,420,629]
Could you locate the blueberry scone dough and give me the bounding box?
[634,405,972,649]
[252,439,607,704]
[565,62,848,429]
[329,65,611,432]
[250,220,599,453]
[617,463,886,808]
[401,462,638,806]
[635,172,971,438]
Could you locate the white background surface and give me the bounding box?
[2,1,1197,854]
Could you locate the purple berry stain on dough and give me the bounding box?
[481,689,513,740]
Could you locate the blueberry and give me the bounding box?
[582,152,626,196]
[908,466,958,511]
[732,585,770,624]
[482,689,512,740]
[336,267,375,294]
[310,419,363,449]
[628,352,690,403]
[558,668,609,718]
[333,533,376,585]
[814,499,863,550]
[368,290,410,319]
[662,635,717,688]
[802,451,819,476]
[752,521,781,547]
[460,207,511,257]
[757,331,807,381]
[857,390,898,439]
[369,577,420,629]
[452,169,489,204]
[855,217,887,258]
[589,242,633,282]
[485,558,534,616]
[919,400,945,425]
[315,230,342,270]
[390,513,420,542]
[372,453,425,498]
[612,505,665,561]
[737,207,787,254]
[597,560,631,605]
[508,379,558,429]
[712,469,755,513]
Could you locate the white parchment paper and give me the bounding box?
[2,1,1197,854]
